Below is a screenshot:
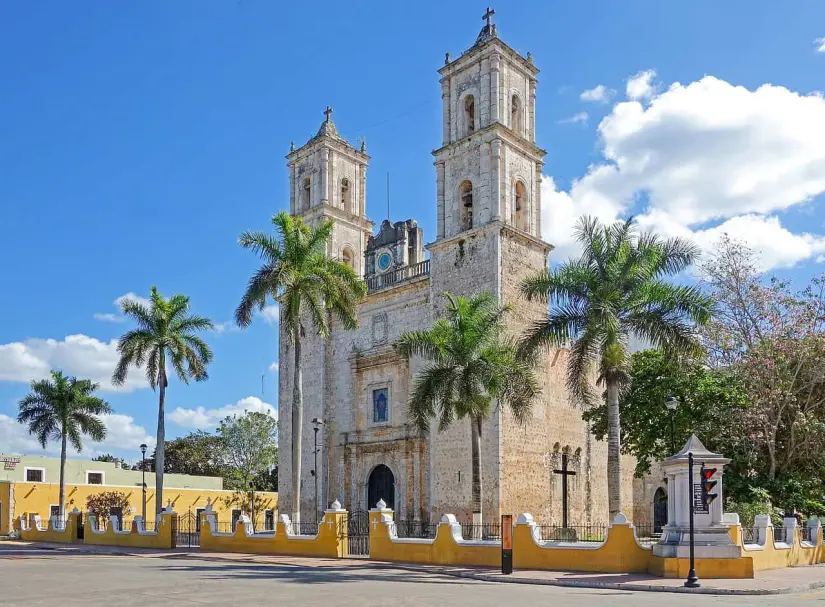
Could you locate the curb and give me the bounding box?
[6,542,825,596]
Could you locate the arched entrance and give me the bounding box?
[367,464,395,511]
[653,487,668,533]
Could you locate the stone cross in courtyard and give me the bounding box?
[553,453,576,529]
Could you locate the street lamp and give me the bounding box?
[249,481,255,531]
[139,443,148,522]
[665,396,678,454]
[311,418,325,526]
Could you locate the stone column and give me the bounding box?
[490,53,501,123]
[480,57,490,128]
[529,78,537,142]
[480,141,491,224]
[289,164,296,214]
[450,77,458,142]
[535,162,543,237]
[354,164,360,216]
[320,151,330,205]
[491,139,502,221]
[436,161,446,239]
[441,79,451,145]
[327,149,335,207]
[359,162,367,217]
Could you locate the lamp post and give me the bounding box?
[249,481,255,530]
[665,396,678,454]
[139,443,147,522]
[311,418,325,526]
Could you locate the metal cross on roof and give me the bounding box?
[324,105,333,121]
[482,7,495,28]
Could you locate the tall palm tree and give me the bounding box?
[519,216,713,519]
[112,287,213,517]
[18,371,111,520]
[235,211,366,523]
[395,292,540,524]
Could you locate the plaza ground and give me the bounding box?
[4,543,825,605]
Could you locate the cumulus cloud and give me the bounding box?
[115,292,152,309]
[94,291,151,323]
[0,334,147,392]
[558,112,589,125]
[542,73,825,270]
[626,69,657,101]
[0,413,154,456]
[262,304,280,324]
[168,396,276,430]
[580,84,615,103]
[816,37,825,53]
[93,313,124,323]
[269,362,279,372]
[212,321,240,335]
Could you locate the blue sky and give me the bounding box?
[2,1,824,463]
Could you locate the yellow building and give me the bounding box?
[0,454,277,536]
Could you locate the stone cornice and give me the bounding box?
[439,38,539,78]
[426,220,553,255]
[297,204,374,233]
[431,122,546,160]
[286,135,369,164]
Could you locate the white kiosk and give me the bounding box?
[653,434,741,559]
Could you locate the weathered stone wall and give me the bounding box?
[634,461,668,527]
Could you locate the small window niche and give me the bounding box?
[459,180,474,231]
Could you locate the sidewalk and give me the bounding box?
[4,540,825,596]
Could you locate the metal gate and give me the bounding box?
[340,510,369,557]
[653,502,668,534]
[77,513,85,540]
[175,510,200,548]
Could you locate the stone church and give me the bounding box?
[278,13,638,525]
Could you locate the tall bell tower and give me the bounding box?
[427,10,555,523]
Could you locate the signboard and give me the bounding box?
[692,483,708,514]
[0,456,21,470]
[501,514,513,575]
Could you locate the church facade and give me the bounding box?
[278,14,637,525]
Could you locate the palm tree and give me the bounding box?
[112,287,213,517]
[18,371,111,520]
[519,216,713,519]
[395,292,539,524]
[235,211,366,523]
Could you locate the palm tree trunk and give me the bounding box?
[471,416,483,530]
[155,367,166,519]
[606,378,622,520]
[58,430,67,523]
[291,325,303,525]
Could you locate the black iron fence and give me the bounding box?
[391,520,438,539]
[633,524,662,547]
[741,527,757,544]
[121,518,156,532]
[286,522,320,536]
[539,523,608,544]
[773,526,787,543]
[461,523,502,541]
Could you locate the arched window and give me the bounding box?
[464,95,475,136]
[459,180,473,231]
[514,181,528,231]
[511,95,522,133]
[341,178,351,211]
[302,177,311,210]
[342,247,354,270]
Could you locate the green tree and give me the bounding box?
[112,286,214,517]
[218,411,278,491]
[235,212,366,523]
[395,292,539,523]
[18,371,111,519]
[86,491,130,527]
[520,217,713,518]
[583,349,748,477]
[163,431,228,478]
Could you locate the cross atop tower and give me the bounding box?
[482,7,495,28]
[324,105,333,121]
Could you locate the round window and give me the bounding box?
[377,250,392,272]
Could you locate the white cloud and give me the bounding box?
[168,396,276,430]
[626,69,657,101]
[815,37,825,53]
[115,292,152,309]
[0,334,148,392]
[580,84,615,103]
[212,321,239,335]
[262,304,280,324]
[542,72,825,270]
[93,313,124,323]
[558,112,589,125]
[269,362,279,372]
[0,413,154,456]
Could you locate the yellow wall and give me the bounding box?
[200,510,346,558]
[0,482,10,536]
[17,511,81,544]
[83,511,176,549]
[4,481,277,527]
[513,519,652,573]
[370,512,501,568]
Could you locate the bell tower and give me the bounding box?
[286,106,373,276]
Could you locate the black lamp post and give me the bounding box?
[249,481,255,530]
[665,396,678,454]
[311,418,325,526]
[139,443,148,521]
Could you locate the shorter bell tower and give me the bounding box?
[286,107,373,276]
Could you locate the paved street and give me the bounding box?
[3,548,825,606]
